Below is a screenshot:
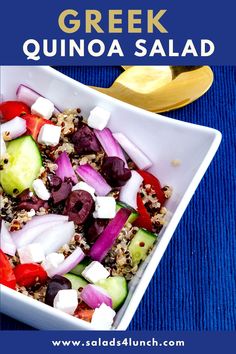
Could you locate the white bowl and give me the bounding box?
[0,66,221,330]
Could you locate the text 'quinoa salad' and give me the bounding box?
[0,85,172,329]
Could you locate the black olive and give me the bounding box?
[45,275,72,307]
[51,181,72,204]
[101,156,131,187]
[71,124,100,154]
[16,188,48,211]
[64,190,94,225]
[48,174,62,190]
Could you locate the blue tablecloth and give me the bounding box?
[1,66,235,331]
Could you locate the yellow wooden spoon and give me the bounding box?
[90,66,214,113]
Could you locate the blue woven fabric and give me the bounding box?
[1,66,235,331]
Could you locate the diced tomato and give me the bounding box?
[74,302,94,322]
[14,263,48,287]
[0,101,30,122]
[137,170,166,205]
[0,249,16,289]
[134,194,153,231]
[134,170,166,231]
[23,114,54,141]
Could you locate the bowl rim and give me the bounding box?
[0,66,222,330]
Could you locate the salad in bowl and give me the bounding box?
[0,85,171,329]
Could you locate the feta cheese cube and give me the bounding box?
[18,243,45,264]
[37,124,61,146]
[41,252,64,278]
[93,196,116,219]
[91,303,116,329]
[82,261,110,283]
[72,181,96,200]
[31,97,54,119]
[53,289,78,315]
[87,106,111,131]
[32,179,51,200]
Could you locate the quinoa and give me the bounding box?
[141,184,161,210]
[52,141,75,160]
[139,183,172,233]
[0,107,172,310]
[55,109,82,136]
[35,207,49,216]
[171,159,181,167]
[73,151,105,171]
[163,185,173,199]
[104,225,140,280]
[1,192,34,229]
[8,254,20,267]
[151,206,168,232]
[59,232,90,258]
[16,284,47,303]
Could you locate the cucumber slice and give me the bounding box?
[128,228,157,265]
[64,273,88,292]
[70,258,91,276]
[96,276,128,310]
[0,136,42,196]
[116,202,139,224]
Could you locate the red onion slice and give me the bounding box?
[1,220,16,256]
[113,132,152,170]
[76,164,111,196]
[10,215,68,237]
[80,284,112,309]
[55,152,78,184]
[49,247,85,277]
[11,220,68,250]
[94,128,127,166]
[119,170,143,209]
[1,117,27,140]
[16,85,61,114]
[16,85,40,107]
[89,208,131,262]
[33,221,75,255]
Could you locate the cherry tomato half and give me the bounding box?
[135,194,153,231]
[134,170,166,231]
[0,101,30,122]
[137,170,166,205]
[14,263,48,287]
[0,249,16,289]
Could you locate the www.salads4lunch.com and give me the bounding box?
[23,8,215,61]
